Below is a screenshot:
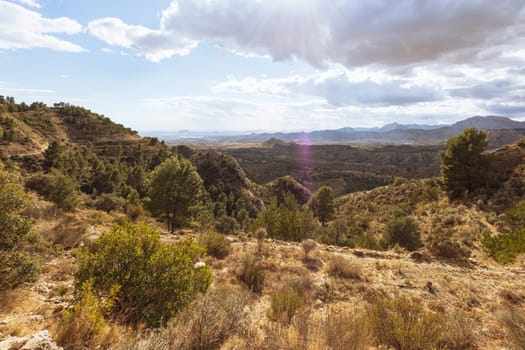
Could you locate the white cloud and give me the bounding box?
[87,17,197,62]
[11,0,40,8]
[86,0,525,68]
[214,68,443,107]
[0,0,84,52]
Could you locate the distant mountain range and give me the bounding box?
[144,116,525,146]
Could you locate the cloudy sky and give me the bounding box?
[1,0,525,132]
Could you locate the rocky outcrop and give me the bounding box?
[0,330,62,350]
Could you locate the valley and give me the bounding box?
[1,98,525,350]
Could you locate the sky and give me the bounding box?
[1,0,525,132]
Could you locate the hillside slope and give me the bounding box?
[0,101,139,157]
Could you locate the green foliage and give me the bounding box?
[309,185,335,226]
[75,222,212,327]
[49,169,79,211]
[215,215,239,234]
[440,127,488,199]
[94,193,125,214]
[57,280,112,349]
[147,157,205,233]
[0,252,40,291]
[504,200,525,231]
[43,140,64,170]
[384,215,421,251]
[0,165,39,290]
[422,178,440,201]
[482,230,525,264]
[198,232,231,259]
[483,201,525,264]
[267,289,302,324]
[256,192,318,242]
[238,255,265,293]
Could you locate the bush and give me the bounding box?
[94,193,125,214]
[166,286,251,350]
[0,252,40,291]
[125,203,144,221]
[301,239,317,260]
[56,280,114,349]
[384,216,421,251]
[214,215,239,234]
[498,305,525,350]
[427,231,471,261]
[75,222,212,327]
[198,232,230,259]
[483,230,525,264]
[367,297,444,350]
[238,255,265,293]
[267,289,302,324]
[0,165,40,290]
[324,306,371,349]
[327,255,362,280]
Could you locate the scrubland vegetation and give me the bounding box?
[1,97,525,349]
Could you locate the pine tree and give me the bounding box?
[440,127,488,199]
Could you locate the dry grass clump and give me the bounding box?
[54,281,117,349]
[498,305,525,350]
[267,289,303,325]
[198,231,231,259]
[366,296,476,350]
[117,285,252,350]
[237,255,265,293]
[43,214,89,249]
[327,255,362,280]
[324,305,371,350]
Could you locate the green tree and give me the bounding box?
[75,222,211,327]
[440,127,488,199]
[147,157,204,233]
[309,185,335,226]
[43,140,64,170]
[256,192,317,242]
[0,165,39,290]
[49,169,79,211]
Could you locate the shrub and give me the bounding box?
[428,232,471,261]
[498,305,525,350]
[0,165,40,290]
[125,203,144,221]
[56,280,114,349]
[75,222,212,327]
[0,252,40,291]
[327,255,362,280]
[384,216,421,251]
[482,230,525,264]
[238,255,265,293]
[324,306,371,350]
[301,239,317,260]
[367,297,444,350]
[214,215,239,234]
[94,193,125,214]
[267,289,302,324]
[161,286,252,350]
[198,232,230,259]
